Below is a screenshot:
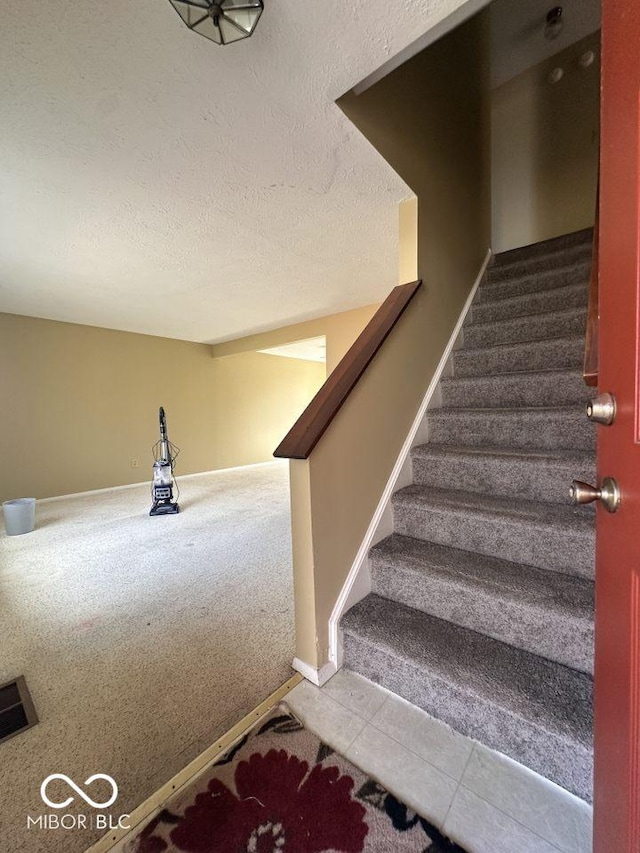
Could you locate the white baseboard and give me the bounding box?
[327,249,492,668]
[36,460,284,504]
[292,657,338,687]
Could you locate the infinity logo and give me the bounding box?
[40,774,119,810]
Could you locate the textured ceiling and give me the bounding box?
[0,0,474,343]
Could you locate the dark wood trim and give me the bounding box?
[584,191,600,387]
[274,280,422,460]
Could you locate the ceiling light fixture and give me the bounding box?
[544,6,564,41]
[167,0,264,45]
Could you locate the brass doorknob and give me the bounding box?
[570,477,621,513]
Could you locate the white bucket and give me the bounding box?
[3,498,36,536]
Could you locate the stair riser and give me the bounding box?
[464,309,586,349]
[342,635,592,802]
[453,338,583,376]
[476,262,591,305]
[411,451,595,504]
[440,371,590,408]
[490,245,592,283]
[392,498,594,578]
[371,559,594,673]
[474,281,588,322]
[426,410,595,451]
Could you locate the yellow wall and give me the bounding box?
[211,350,325,471]
[492,32,600,253]
[0,313,326,502]
[212,304,380,375]
[398,197,418,284]
[290,12,491,668]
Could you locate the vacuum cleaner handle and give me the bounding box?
[159,406,167,441]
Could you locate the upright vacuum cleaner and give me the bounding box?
[149,406,180,516]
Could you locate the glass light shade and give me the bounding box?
[168,0,263,45]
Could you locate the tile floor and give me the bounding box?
[285,669,593,853]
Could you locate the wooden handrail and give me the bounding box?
[274,280,422,460]
[584,190,600,387]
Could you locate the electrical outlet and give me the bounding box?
[130,458,139,469]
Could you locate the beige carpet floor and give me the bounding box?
[0,462,295,853]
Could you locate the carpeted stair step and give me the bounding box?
[488,244,592,283]
[473,279,588,322]
[479,263,591,305]
[489,243,592,284]
[370,534,594,674]
[411,444,595,504]
[440,368,591,409]
[492,227,592,269]
[453,335,584,376]
[490,231,593,283]
[463,306,586,349]
[392,485,594,578]
[426,405,594,451]
[341,593,593,801]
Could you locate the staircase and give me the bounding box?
[340,228,596,803]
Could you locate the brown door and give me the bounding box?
[594,1,640,850]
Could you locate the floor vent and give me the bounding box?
[0,676,38,744]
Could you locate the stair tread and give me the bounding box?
[372,534,594,618]
[394,484,594,532]
[439,369,593,409]
[342,594,593,747]
[468,305,586,331]
[488,251,592,284]
[480,270,591,307]
[442,366,584,383]
[412,443,594,464]
[429,403,586,416]
[453,337,584,378]
[487,257,591,282]
[411,441,595,508]
[477,272,591,306]
[492,229,593,268]
[457,333,584,358]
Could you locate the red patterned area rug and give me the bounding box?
[126,703,467,853]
